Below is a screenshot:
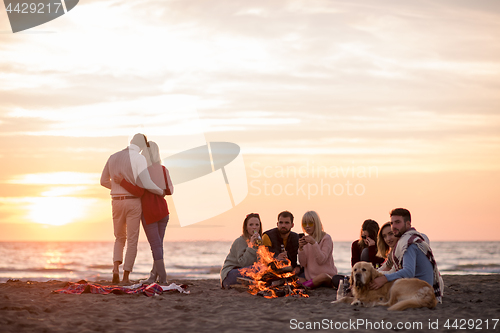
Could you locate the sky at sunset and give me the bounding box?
[0,0,499,242]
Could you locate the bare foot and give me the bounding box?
[112,270,120,284]
[120,279,131,286]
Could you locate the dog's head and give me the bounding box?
[351,262,377,288]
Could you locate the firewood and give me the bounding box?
[236,277,256,285]
[230,284,250,292]
[271,279,286,287]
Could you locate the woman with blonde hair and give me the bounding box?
[115,141,173,285]
[298,211,338,288]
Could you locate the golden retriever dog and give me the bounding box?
[333,262,437,311]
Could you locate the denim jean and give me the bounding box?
[142,214,169,260]
[222,267,252,289]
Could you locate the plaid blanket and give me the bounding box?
[391,228,443,303]
[52,281,189,297]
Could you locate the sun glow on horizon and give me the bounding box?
[7,172,100,185]
[0,0,499,242]
[26,197,96,226]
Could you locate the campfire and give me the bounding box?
[236,246,309,299]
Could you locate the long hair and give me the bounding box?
[242,213,262,240]
[357,219,380,250]
[301,211,325,243]
[142,141,161,166]
[376,221,392,258]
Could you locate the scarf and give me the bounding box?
[391,228,444,303]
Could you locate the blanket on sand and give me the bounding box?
[52,281,189,297]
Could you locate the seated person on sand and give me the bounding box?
[220,213,263,289]
[370,208,443,302]
[375,221,399,274]
[351,219,385,269]
[297,211,339,288]
[262,211,300,274]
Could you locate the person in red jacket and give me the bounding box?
[351,219,385,268]
[114,141,173,285]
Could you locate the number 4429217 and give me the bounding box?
[444,319,498,330]
[5,2,63,14]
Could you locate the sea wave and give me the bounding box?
[442,264,500,274]
[1,241,499,282]
[173,265,222,274]
[0,267,75,273]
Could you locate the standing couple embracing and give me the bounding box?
[100,133,174,285]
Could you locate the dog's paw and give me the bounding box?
[332,296,354,304]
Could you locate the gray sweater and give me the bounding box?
[220,236,258,285]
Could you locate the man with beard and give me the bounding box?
[262,211,301,274]
[370,208,443,302]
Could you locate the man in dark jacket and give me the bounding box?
[262,211,301,274]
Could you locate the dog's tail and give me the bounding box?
[387,287,437,311]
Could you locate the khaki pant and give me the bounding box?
[112,198,142,272]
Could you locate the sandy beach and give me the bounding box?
[0,275,499,333]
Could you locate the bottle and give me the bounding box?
[343,276,350,295]
[280,244,288,262]
[254,231,262,246]
[337,279,344,300]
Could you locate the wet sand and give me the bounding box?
[0,275,499,332]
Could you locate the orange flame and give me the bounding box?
[239,246,309,298]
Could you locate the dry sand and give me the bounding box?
[1,275,499,333]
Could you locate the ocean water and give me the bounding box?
[0,241,499,283]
